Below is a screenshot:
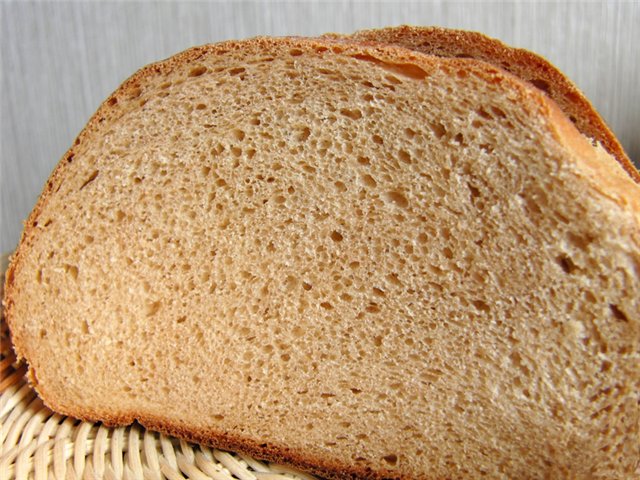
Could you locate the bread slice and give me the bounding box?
[327,26,640,183]
[3,33,640,479]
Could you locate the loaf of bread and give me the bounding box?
[3,29,639,479]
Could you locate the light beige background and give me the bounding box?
[1,1,639,252]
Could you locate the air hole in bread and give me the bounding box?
[468,183,481,201]
[609,304,629,323]
[64,264,78,280]
[189,66,208,77]
[476,107,493,120]
[490,106,507,118]
[366,304,381,314]
[472,300,490,312]
[372,287,386,297]
[479,143,494,154]
[398,150,412,164]
[557,255,577,274]
[79,170,99,190]
[129,87,142,99]
[146,300,161,317]
[340,108,362,120]
[567,231,593,251]
[385,74,402,85]
[330,231,344,242]
[384,191,409,209]
[429,121,446,139]
[600,360,612,373]
[232,129,246,141]
[231,147,242,157]
[355,54,430,81]
[383,454,398,466]
[403,127,416,139]
[530,78,551,94]
[584,291,597,303]
[333,181,347,192]
[296,127,311,142]
[518,192,542,217]
[356,156,371,166]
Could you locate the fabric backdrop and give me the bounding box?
[1,1,638,252]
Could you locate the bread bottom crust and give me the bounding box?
[28,366,404,480]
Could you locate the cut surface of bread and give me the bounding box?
[330,26,639,183]
[4,34,640,479]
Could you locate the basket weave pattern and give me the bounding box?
[0,254,315,480]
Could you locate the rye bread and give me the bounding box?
[3,33,640,479]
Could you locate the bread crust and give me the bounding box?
[3,33,639,479]
[329,25,639,183]
[29,377,406,480]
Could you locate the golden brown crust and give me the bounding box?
[3,33,639,479]
[330,25,640,183]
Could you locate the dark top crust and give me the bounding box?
[328,25,639,183]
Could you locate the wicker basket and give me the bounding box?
[0,253,315,480]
